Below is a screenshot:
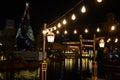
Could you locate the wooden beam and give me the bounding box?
[81,39,94,42]
[63,42,80,45]
[82,44,93,47]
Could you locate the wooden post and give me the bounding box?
[79,35,82,80]
[42,23,47,80]
[92,34,97,80]
[43,23,47,60]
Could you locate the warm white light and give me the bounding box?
[63,19,67,25]
[46,29,49,33]
[64,30,68,34]
[26,3,29,7]
[111,25,115,31]
[85,28,88,33]
[97,27,100,32]
[71,14,76,20]
[97,0,102,3]
[81,5,86,13]
[50,28,53,31]
[42,30,47,35]
[115,38,118,43]
[53,26,57,30]
[56,30,59,34]
[74,29,77,34]
[57,23,61,28]
[107,38,111,43]
[47,32,55,43]
[99,39,105,48]
[0,42,2,46]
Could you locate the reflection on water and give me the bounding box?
[0,58,105,80]
[64,58,92,72]
[65,59,73,71]
[47,58,93,80]
[64,58,91,71]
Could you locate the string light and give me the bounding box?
[85,28,88,33]
[107,38,111,43]
[63,19,67,25]
[50,28,53,32]
[56,30,59,34]
[97,0,103,3]
[111,25,115,31]
[115,38,118,43]
[74,29,77,34]
[71,13,76,20]
[57,23,61,28]
[81,5,86,13]
[96,27,100,32]
[42,0,120,47]
[53,26,57,30]
[64,30,68,34]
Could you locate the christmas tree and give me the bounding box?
[15,3,35,51]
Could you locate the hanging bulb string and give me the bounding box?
[47,0,85,28]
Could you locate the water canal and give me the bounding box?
[47,58,105,80]
[0,58,119,80]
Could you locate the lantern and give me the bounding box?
[47,31,55,43]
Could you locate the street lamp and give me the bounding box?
[42,23,55,60]
[42,23,55,80]
[47,31,55,43]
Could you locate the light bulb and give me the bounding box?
[71,14,76,20]
[97,0,102,3]
[81,5,86,13]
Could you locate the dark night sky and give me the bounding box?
[0,0,120,35]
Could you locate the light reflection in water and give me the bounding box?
[65,59,73,71]
[0,58,93,80]
[89,59,93,73]
[82,58,88,70]
[65,58,92,71]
